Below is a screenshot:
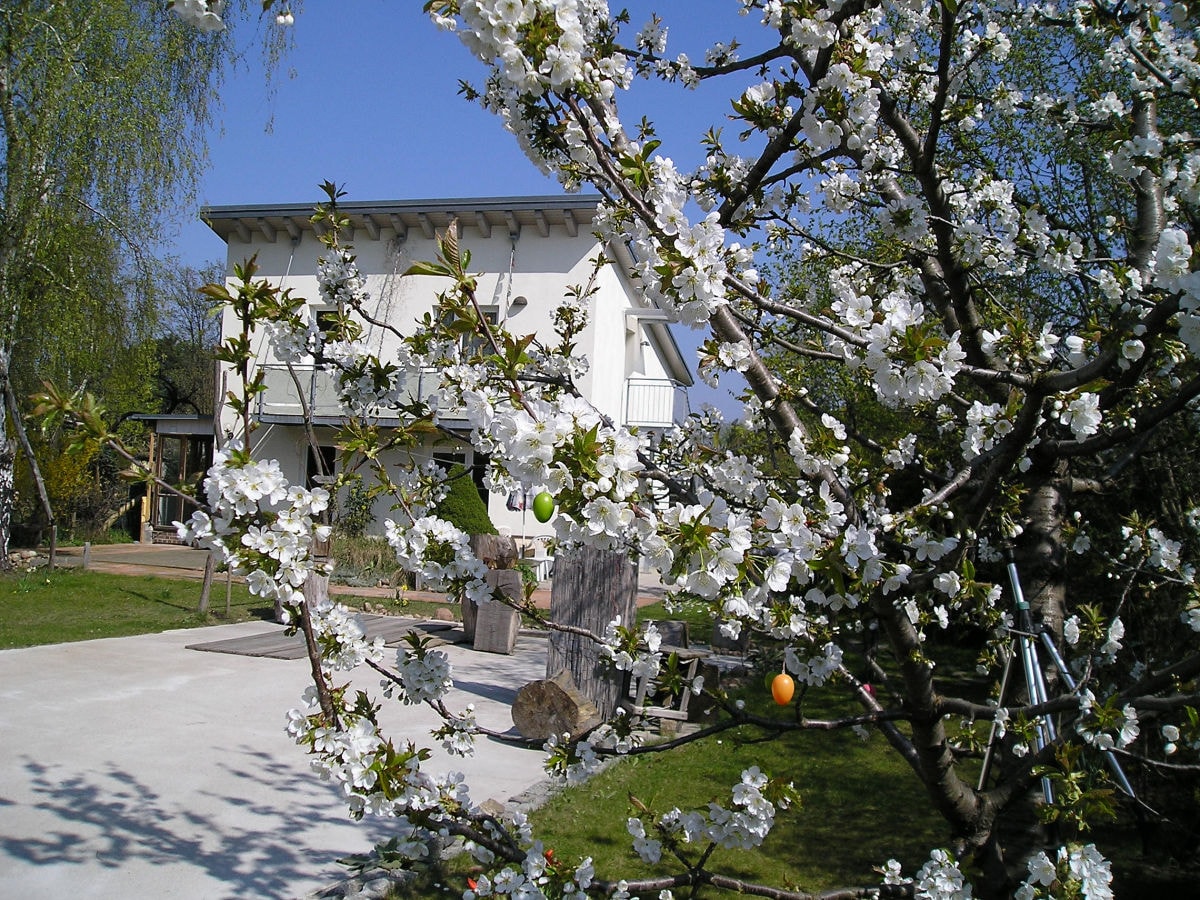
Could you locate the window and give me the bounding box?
[153,435,213,528]
[438,306,498,358]
[306,444,337,490]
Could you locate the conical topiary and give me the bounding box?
[434,464,497,536]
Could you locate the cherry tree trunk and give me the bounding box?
[545,545,638,721]
[980,465,1072,891]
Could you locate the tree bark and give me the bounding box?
[0,419,13,571]
[977,466,1072,890]
[3,365,54,561]
[546,545,638,721]
[512,669,602,740]
[197,550,216,615]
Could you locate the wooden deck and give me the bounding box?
[186,615,464,660]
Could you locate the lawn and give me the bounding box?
[0,566,462,650]
[527,698,946,894]
[0,568,277,648]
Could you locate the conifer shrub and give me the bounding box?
[434,464,496,536]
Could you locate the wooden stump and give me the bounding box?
[463,533,518,642]
[474,569,522,654]
[512,668,602,740]
[461,595,478,640]
[546,545,638,721]
[470,533,518,567]
[301,570,329,622]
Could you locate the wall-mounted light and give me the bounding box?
[510,295,529,308]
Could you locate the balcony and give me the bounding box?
[623,377,690,429]
[252,365,453,426]
[252,365,688,431]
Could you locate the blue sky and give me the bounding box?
[173,1,758,412]
[174,2,757,264]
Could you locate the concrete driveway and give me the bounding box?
[0,622,551,899]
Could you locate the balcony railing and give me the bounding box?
[623,377,690,429]
[253,365,689,430]
[253,365,444,424]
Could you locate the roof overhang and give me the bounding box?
[130,413,215,436]
[610,244,694,388]
[202,195,604,244]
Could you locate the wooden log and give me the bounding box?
[298,570,330,624]
[546,545,638,721]
[474,569,522,654]
[469,532,518,567]
[512,668,602,740]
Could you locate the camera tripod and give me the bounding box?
[976,548,1136,805]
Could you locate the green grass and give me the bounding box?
[527,700,946,894]
[0,567,468,650]
[0,569,276,648]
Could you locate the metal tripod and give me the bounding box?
[977,549,1136,805]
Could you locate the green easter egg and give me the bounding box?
[532,491,556,523]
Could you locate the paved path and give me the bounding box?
[0,622,551,899]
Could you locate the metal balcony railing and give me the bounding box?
[253,366,689,430]
[623,377,690,428]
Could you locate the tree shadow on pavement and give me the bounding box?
[3,748,396,899]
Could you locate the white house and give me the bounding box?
[200,195,692,538]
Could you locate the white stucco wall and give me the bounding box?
[212,198,689,538]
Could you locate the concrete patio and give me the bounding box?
[0,620,551,899]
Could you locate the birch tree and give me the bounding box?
[0,0,237,563]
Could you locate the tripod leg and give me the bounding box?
[1037,631,1137,800]
[978,639,1017,792]
[1018,634,1056,804]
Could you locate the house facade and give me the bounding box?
[202,195,692,538]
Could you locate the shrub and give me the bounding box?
[434,464,496,536]
[336,478,374,538]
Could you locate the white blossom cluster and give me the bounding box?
[437,704,478,757]
[393,643,454,706]
[1075,691,1140,752]
[597,616,663,688]
[881,849,971,900]
[450,0,629,98]
[823,268,967,408]
[595,190,735,328]
[176,443,331,611]
[480,394,650,552]
[318,248,370,307]
[465,850,597,900]
[645,766,785,855]
[169,0,225,32]
[309,597,386,673]
[1015,844,1114,900]
[384,515,491,605]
